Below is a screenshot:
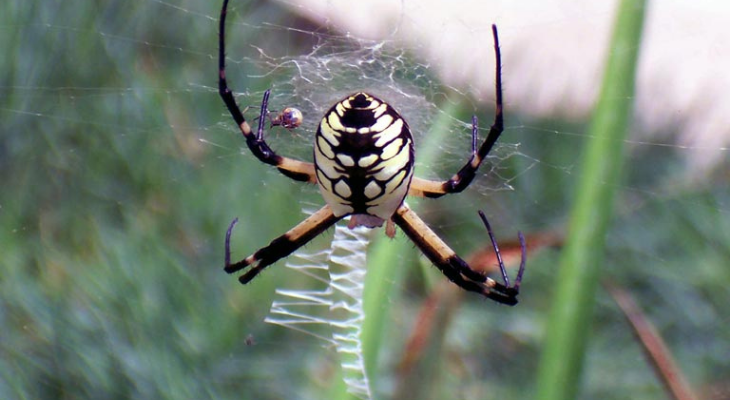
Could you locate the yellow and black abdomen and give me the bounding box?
[314,92,414,221]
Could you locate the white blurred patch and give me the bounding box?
[277,0,730,175]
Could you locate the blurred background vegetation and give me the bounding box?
[1,0,728,399]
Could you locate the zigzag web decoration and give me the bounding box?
[265,217,374,399]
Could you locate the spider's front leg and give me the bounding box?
[391,204,525,305]
[218,0,316,183]
[224,205,342,284]
[409,24,504,199]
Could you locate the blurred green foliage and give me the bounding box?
[1,1,728,399]
[538,2,647,399]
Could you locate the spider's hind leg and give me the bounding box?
[478,210,526,291]
[391,204,525,305]
[224,205,342,284]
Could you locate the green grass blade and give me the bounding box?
[361,100,462,389]
[535,1,648,399]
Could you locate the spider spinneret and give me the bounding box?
[218,0,526,305]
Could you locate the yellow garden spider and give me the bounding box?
[218,0,526,305]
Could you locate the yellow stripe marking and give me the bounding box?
[366,168,412,219]
[327,112,346,133]
[380,138,403,160]
[316,170,332,192]
[334,181,352,198]
[315,147,343,180]
[364,181,382,199]
[373,103,388,118]
[319,118,341,146]
[370,114,394,135]
[373,118,403,147]
[358,154,379,168]
[336,154,355,167]
[384,170,407,194]
[317,136,335,159]
[372,142,410,181]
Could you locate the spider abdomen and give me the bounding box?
[314,92,415,220]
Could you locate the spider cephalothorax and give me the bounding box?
[218,0,526,305]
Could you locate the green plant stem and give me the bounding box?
[361,100,462,390]
[535,1,647,399]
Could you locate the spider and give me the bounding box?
[218,0,526,305]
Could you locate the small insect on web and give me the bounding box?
[269,107,303,130]
[218,0,526,305]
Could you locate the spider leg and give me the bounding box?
[515,231,527,292]
[225,205,342,284]
[391,204,523,305]
[218,0,316,183]
[477,211,526,292]
[408,24,504,199]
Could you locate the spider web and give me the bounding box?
[221,16,520,190]
[2,1,729,399]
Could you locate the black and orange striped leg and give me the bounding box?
[391,204,525,305]
[218,0,316,183]
[408,24,504,199]
[225,205,342,284]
